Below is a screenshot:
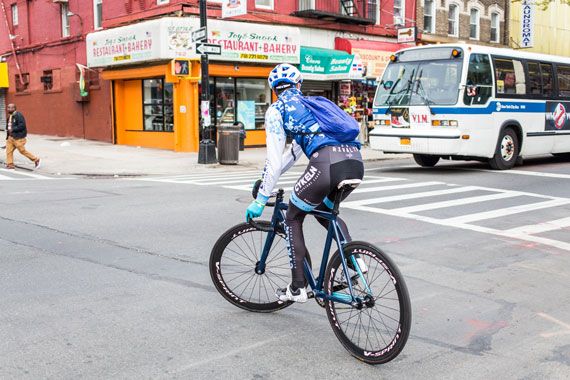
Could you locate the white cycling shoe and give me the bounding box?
[276,284,308,303]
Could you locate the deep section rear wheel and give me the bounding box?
[324,242,411,364]
[210,221,293,312]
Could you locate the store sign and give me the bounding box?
[87,17,300,67]
[351,48,394,80]
[207,19,300,63]
[299,47,358,80]
[521,1,534,48]
[222,0,247,19]
[87,18,195,67]
[397,27,416,44]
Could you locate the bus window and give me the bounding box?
[558,65,570,98]
[540,63,554,98]
[528,62,542,95]
[464,53,492,105]
[494,58,526,96]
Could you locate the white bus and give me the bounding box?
[370,44,570,169]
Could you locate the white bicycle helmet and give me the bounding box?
[268,63,303,90]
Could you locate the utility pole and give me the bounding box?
[197,0,217,164]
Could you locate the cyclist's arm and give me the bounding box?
[280,140,302,174]
[258,106,286,202]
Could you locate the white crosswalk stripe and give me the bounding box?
[0,169,69,180]
[132,170,570,252]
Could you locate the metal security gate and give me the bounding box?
[302,80,337,101]
[0,89,6,131]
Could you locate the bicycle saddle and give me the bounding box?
[337,179,362,189]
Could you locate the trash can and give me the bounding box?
[234,121,246,151]
[217,124,240,165]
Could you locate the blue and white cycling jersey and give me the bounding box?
[257,88,360,201]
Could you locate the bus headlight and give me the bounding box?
[432,120,458,127]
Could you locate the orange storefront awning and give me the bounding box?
[335,38,411,79]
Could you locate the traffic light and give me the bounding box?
[172,58,190,76]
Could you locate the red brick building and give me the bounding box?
[1,0,418,151]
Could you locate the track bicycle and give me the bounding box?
[209,180,411,364]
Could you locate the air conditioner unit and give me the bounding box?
[52,0,69,3]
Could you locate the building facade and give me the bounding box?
[415,0,509,46]
[1,0,417,152]
[509,0,570,56]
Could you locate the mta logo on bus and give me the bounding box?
[545,102,570,131]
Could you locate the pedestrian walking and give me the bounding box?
[5,103,40,170]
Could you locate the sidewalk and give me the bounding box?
[2,134,406,176]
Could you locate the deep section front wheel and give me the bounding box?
[324,241,411,364]
[210,221,293,312]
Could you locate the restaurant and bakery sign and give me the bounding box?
[87,17,300,67]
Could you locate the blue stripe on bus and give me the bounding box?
[374,101,547,115]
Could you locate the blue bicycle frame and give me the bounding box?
[253,189,371,307]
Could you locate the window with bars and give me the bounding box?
[143,78,174,132]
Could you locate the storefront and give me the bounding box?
[86,17,300,152]
[335,38,410,125]
[297,46,361,101]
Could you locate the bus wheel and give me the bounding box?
[489,128,519,170]
[413,154,440,167]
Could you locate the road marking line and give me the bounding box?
[538,312,570,338]
[196,174,300,185]
[474,168,570,180]
[390,192,521,214]
[0,169,54,179]
[344,186,479,207]
[0,174,16,180]
[352,181,445,194]
[342,203,570,252]
[505,216,570,235]
[444,198,570,224]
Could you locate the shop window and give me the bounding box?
[494,58,526,96]
[557,65,570,98]
[142,78,173,132]
[448,4,458,37]
[423,0,435,34]
[464,54,492,105]
[11,4,18,27]
[212,77,271,131]
[469,8,479,40]
[490,12,500,43]
[15,73,29,93]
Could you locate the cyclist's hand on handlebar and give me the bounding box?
[245,200,265,221]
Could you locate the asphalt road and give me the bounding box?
[1,156,569,379]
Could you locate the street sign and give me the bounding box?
[397,27,416,43]
[192,27,207,43]
[196,43,222,55]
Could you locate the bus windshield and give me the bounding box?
[374,58,463,107]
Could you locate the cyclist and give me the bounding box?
[245,63,364,303]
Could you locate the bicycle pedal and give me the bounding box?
[306,290,315,299]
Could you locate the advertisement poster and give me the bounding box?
[545,101,570,131]
[237,101,256,130]
[222,0,247,19]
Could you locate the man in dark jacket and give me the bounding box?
[5,103,40,170]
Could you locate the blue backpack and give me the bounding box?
[299,96,360,143]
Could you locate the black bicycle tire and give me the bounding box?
[324,241,412,364]
[209,221,293,313]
